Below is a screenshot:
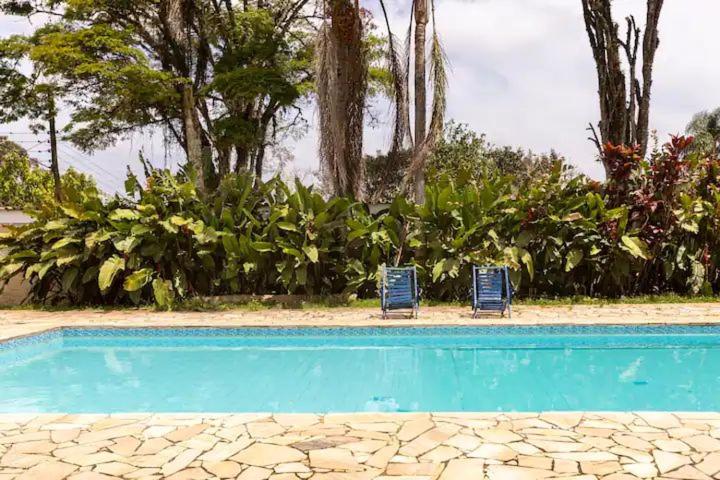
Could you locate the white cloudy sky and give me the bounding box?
[1,0,719,193]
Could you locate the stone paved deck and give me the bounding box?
[2,305,720,479]
[2,412,720,480]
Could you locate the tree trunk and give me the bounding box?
[235,145,248,173]
[581,0,664,168]
[181,85,206,193]
[413,0,428,203]
[254,143,265,185]
[636,0,664,158]
[581,0,627,152]
[217,145,230,177]
[47,94,62,202]
[316,0,366,199]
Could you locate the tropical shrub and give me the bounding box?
[425,122,571,188]
[1,135,719,307]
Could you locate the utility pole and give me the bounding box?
[48,93,62,202]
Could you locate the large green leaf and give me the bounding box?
[37,261,56,280]
[432,260,445,282]
[57,253,83,267]
[98,256,126,292]
[113,236,140,253]
[565,249,584,272]
[61,268,79,292]
[109,209,141,222]
[85,230,116,248]
[277,222,299,232]
[152,278,175,309]
[295,265,307,286]
[44,219,70,231]
[520,248,534,280]
[123,268,154,292]
[620,236,649,260]
[170,216,192,226]
[303,245,319,263]
[251,241,274,252]
[51,237,80,250]
[0,263,23,279]
[282,247,302,258]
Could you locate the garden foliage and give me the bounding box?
[0,140,96,209]
[1,136,718,307]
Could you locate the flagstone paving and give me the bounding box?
[1,412,720,479]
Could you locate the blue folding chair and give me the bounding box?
[472,265,512,318]
[380,266,420,319]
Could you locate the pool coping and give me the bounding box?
[5,319,720,347]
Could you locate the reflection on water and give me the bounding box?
[0,336,717,413]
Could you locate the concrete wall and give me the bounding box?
[0,210,33,306]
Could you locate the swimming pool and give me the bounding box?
[1,325,719,413]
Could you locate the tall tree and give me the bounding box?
[582,0,664,173]
[1,0,315,191]
[0,33,64,200]
[312,0,444,202]
[401,0,446,203]
[164,0,208,193]
[315,0,367,199]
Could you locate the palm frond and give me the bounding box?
[425,5,448,153]
[315,21,347,195]
[404,0,447,184]
[315,3,367,199]
[379,0,410,155]
[404,0,415,147]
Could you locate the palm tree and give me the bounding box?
[315,0,445,203]
[316,0,367,199]
[399,0,447,203]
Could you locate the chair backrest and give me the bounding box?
[473,266,505,302]
[383,267,418,308]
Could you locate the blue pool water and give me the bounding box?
[1,325,719,413]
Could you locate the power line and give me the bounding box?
[0,131,49,136]
[1,132,121,194]
[27,146,51,153]
[3,132,133,194]
[57,152,123,191]
[56,147,123,194]
[60,142,123,179]
[60,162,119,195]
[58,157,120,194]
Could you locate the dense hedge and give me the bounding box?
[1,136,719,307]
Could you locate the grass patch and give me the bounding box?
[517,294,720,306]
[175,293,720,311]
